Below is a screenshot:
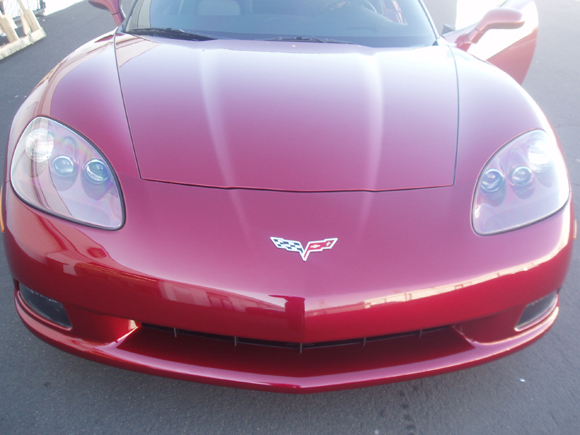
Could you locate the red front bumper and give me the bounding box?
[3,176,574,392]
[15,289,559,393]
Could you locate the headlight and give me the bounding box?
[473,130,569,235]
[10,117,124,229]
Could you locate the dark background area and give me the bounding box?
[1,1,579,433]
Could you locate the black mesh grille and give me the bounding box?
[141,323,448,353]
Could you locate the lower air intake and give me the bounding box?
[141,323,447,353]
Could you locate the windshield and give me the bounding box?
[125,0,436,47]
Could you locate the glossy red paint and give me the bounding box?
[5,33,138,181]
[3,0,574,392]
[486,30,538,85]
[14,291,559,393]
[4,176,573,342]
[117,37,458,191]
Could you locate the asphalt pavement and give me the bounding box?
[1,1,579,434]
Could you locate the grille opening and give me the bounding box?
[141,323,448,353]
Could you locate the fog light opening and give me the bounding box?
[515,291,558,331]
[19,284,72,329]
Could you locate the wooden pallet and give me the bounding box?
[0,0,46,60]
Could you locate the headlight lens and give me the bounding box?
[473,130,569,235]
[10,117,124,229]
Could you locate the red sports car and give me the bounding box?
[2,0,573,393]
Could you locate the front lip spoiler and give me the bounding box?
[15,290,559,393]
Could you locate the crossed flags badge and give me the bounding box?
[270,237,338,262]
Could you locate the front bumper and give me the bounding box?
[14,288,559,393]
[3,177,574,392]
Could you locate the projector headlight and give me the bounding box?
[473,130,569,235]
[10,117,124,229]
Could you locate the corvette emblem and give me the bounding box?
[270,237,338,262]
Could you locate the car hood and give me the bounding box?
[116,36,458,191]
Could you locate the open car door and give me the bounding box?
[443,0,538,84]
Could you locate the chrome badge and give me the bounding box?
[270,237,337,262]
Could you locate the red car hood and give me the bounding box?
[116,36,458,191]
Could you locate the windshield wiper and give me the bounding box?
[127,28,218,41]
[265,36,356,45]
